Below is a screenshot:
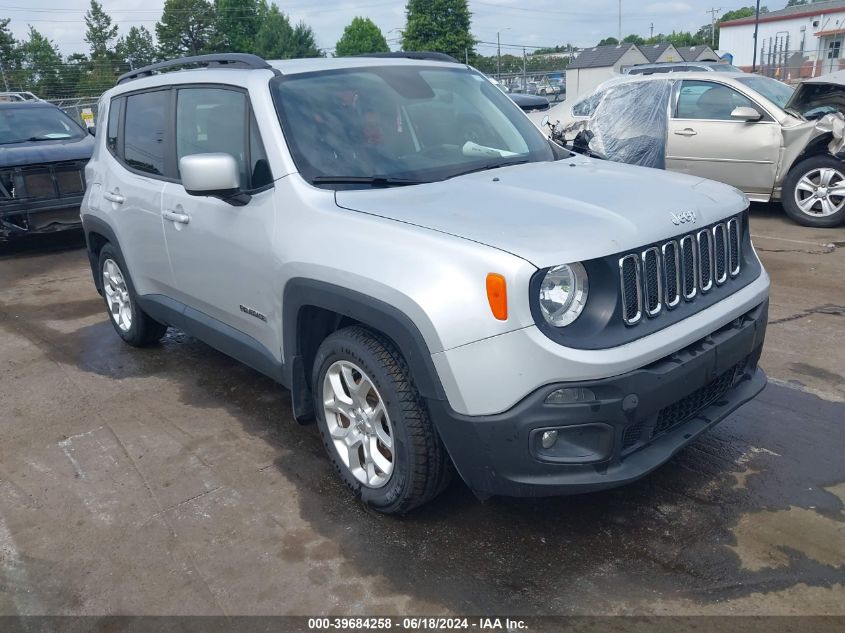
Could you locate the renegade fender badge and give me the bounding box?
[671,210,697,226]
[239,305,267,322]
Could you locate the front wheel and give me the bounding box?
[312,326,452,514]
[782,156,845,227]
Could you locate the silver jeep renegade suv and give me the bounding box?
[82,53,770,514]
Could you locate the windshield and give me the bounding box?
[271,66,554,187]
[736,75,795,110]
[0,106,85,144]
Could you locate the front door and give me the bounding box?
[666,79,780,197]
[160,85,278,357]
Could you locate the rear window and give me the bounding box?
[0,106,85,144]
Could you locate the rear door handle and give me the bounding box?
[674,128,698,137]
[162,209,190,225]
[103,190,124,203]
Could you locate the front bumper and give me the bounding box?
[0,197,83,239]
[428,300,768,497]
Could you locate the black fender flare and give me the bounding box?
[282,278,449,421]
[80,214,122,294]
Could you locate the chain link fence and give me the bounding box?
[49,97,101,128]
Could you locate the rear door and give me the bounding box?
[160,85,277,355]
[666,79,781,197]
[99,89,176,296]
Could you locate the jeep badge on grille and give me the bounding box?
[671,210,697,226]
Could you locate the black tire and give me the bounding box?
[312,326,452,514]
[782,155,845,227]
[98,244,167,346]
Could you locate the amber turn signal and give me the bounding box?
[486,273,508,321]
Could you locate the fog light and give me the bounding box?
[541,430,558,449]
[545,387,596,404]
[532,423,614,464]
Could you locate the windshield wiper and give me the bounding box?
[449,158,529,179]
[26,136,67,142]
[312,175,425,187]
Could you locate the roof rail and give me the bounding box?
[117,53,278,85]
[0,91,44,103]
[356,52,461,64]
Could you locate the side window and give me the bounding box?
[124,90,169,176]
[676,80,756,120]
[176,87,252,189]
[572,91,602,117]
[106,97,122,155]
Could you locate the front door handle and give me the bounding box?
[674,128,698,137]
[103,190,124,203]
[162,209,190,225]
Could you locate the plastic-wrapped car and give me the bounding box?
[551,71,845,227]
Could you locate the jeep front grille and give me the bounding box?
[619,217,742,326]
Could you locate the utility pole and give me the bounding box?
[497,31,501,79]
[0,62,8,92]
[752,0,761,72]
[650,23,654,40]
[707,7,722,48]
[522,47,527,95]
[618,0,622,42]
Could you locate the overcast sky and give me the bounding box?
[3,0,772,57]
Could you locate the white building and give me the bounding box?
[719,0,845,78]
[565,44,648,100]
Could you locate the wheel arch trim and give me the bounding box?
[282,278,449,421]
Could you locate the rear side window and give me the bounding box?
[124,90,169,175]
[106,97,122,155]
[572,92,601,117]
[176,87,271,190]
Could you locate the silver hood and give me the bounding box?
[335,157,748,268]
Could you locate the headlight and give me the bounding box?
[539,263,589,327]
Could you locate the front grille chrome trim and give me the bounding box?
[679,235,698,301]
[712,223,729,286]
[727,217,741,277]
[697,229,714,293]
[661,240,681,309]
[641,246,662,317]
[619,254,643,326]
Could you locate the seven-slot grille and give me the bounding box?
[619,217,742,326]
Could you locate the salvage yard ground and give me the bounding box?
[0,203,843,616]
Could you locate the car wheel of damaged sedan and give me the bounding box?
[783,156,845,227]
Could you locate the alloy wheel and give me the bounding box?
[102,258,132,332]
[322,360,395,488]
[794,167,845,217]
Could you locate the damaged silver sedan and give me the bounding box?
[548,71,845,227]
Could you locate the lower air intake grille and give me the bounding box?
[653,364,738,437]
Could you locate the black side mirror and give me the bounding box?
[87,125,96,136]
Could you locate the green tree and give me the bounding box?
[597,37,619,46]
[18,27,64,97]
[84,0,119,59]
[622,34,644,45]
[402,0,474,58]
[116,26,158,69]
[335,17,389,57]
[0,19,21,91]
[156,0,217,57]
[254,5,322,59]
[213,0,267,53]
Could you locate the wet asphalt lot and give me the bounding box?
[0,203,843,617]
